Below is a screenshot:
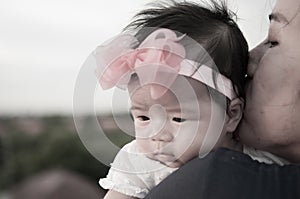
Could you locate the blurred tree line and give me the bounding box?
[0,115,133,191]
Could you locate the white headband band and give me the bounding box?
[95,28,237,100]
[179,59,236,100]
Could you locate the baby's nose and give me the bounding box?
[148,104,173,142]
[151,127,174,142]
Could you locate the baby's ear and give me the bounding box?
[225,98,244,133]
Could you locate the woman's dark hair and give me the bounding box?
[125,0,248,99]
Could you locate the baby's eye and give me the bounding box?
[172,117,186,123]
[245,74,253,81]
[136,115,150,121]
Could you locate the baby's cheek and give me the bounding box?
[136,138,153,154]
[135,122,159,139]
[174,121,207,158]
[178,137,204,163]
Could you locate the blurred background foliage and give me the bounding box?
[0,115,133,192]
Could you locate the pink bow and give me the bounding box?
[95,29,186,95]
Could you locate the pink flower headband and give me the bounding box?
[95,28,237,100]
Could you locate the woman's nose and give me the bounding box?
[248,39,268,77]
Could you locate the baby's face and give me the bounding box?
[130,77,228,168]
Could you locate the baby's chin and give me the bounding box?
[147,154,184,168]
[162,160,184,168]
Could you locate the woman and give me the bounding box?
[145,0,300,198]
[238,0,300,163]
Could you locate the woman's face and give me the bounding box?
[238,0,300,162]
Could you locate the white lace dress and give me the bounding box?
[99,140,177,198]
[243,145,290,166]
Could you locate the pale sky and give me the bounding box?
[0,0,275,115]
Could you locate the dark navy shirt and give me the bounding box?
[145,148,300,199]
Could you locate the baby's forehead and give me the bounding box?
[184,77,210,97]
[129,76,210,108]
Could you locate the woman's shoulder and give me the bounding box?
[145,148,300,199]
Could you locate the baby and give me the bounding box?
[94,1,266,198]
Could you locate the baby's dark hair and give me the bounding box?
[125,0,248,99]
